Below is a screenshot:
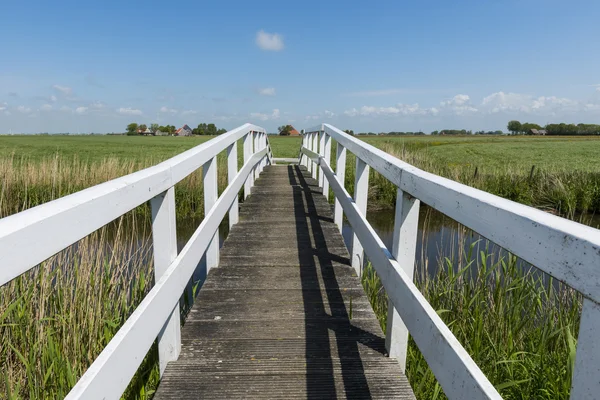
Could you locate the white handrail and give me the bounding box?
[0,123,272,399]
[301,124,600,400]
[0,123,267,286]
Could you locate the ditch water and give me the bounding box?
[102,203,600,293]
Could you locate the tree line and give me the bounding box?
[507,120,600,135]
[125,122,227,136]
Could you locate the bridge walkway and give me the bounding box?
[154,164,415,399]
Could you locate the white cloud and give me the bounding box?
[481,92,578,114]
[440,94,478,115]
[344,103,438,117]
[53,85,73,95]
[75,106,88,114]
[324,110,335,118]
[90,101,106,109]
[256,30,284,51]
[250,108,280,121]
[50,95,57,102]
[181,110,198,116]
[40,104,53,111]
[17,105,31,113]
[117,107,143,116]
[159,106,178,114]
[258,87,276,96]
[0,102,7,111]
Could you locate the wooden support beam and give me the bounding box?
[203,157,219,271]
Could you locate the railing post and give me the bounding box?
[254,131,260,180]
[150,187,181,376]
[570,298,600,399]
[334,143,346,232]
[243,132,253,199]
[300,134,306,167]
[306,133,313,174]
[312,132,319,180]
[351,158,369,275]
[322,134,331,199]
[203,157,219,272]
[385,188,420,372]
[318,131,325,189]
[227,141,239,228]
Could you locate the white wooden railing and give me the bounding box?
[0,123,273,399]
[300,123,600,400]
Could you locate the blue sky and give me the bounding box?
[1,0,599,133]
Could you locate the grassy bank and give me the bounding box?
[362,216,582,399]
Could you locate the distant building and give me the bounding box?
[529,129,547,135]
[155,130,169,136]
[288,126,301,136]
[175,124,192,136]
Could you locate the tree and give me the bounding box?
[344,129,354,136]
[278,125,293,135]
[217,128,227,135]
[126,123,138,134]
[206,123,218,135]
[507,120,522,135]
[150,123,159,133]
[139,124,148,133]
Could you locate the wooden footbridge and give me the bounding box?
[2,123,600,399]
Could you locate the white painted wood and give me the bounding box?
[227,142,239,228]
[318,131,325,189]
[570,298,600,400]
[300,135,307,166]
[386,188,420,372]
[243,132,253,199]
[318,123,600,305]
[65,148,268,400]
[150,187,181,376]
[311,132,319,180]
[334,142,346,232]
[254,131,260,180]
[351,157,369,275]
[305,151,501,400]
[0,123,266,287]
[322,134,332,200]
[306,133,313,174]
[203,157,219,272]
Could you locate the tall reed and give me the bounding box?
[0,214,160,399]
[362,216,582,399]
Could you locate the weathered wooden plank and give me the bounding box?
[154,165,415,400]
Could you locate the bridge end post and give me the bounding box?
[351,158,369,275]
[150,187,181,376]
[570,298,600,400]
[385,188,420,372]
[318,131,325,189]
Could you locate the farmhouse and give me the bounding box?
[175,124,192,136]
[288,126,301,136]
[529,129,547,135]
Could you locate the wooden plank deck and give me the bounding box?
[154,165,415,399]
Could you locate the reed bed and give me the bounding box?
[362,216,582,400]
[338,140,600,217]
[0,214,160,399]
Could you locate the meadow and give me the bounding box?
[0,133,597,399]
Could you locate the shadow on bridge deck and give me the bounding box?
[153,165,415,399]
